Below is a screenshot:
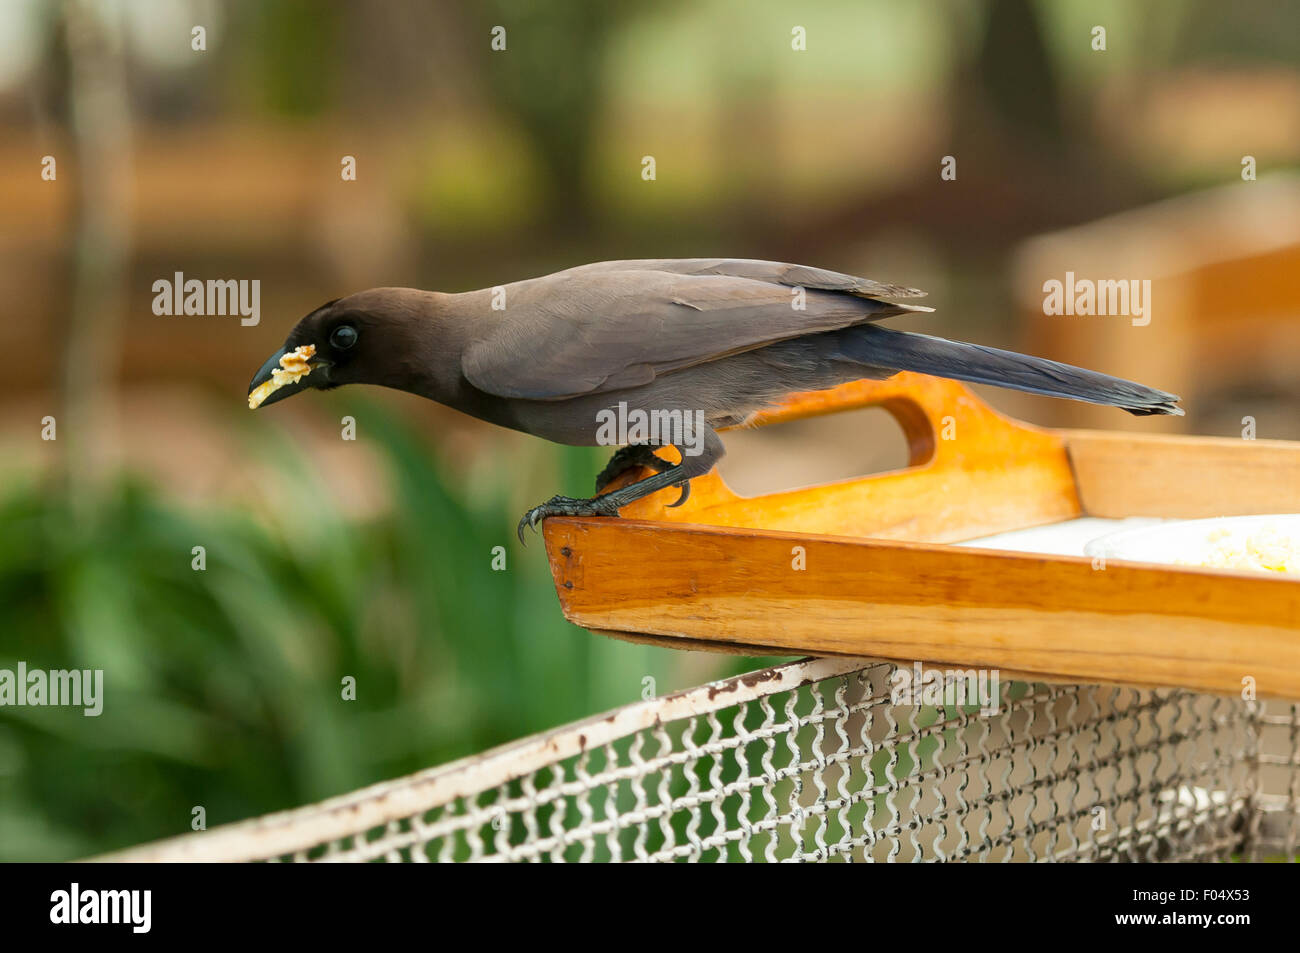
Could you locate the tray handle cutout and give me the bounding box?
[604,373,1084,541]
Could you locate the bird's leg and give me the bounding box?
[594,444,674,493]
[518,429,722,542]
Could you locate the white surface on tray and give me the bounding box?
[953,517,1169,558]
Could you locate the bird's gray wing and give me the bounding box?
[462,265,931,401]
[552,258,928,299]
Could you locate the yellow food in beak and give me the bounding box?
[248,344,318,409]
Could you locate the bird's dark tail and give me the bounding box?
[834,324,1183,416]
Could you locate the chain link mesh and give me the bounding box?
[102,658,1300,863]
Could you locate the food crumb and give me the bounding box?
[248,344,317,409]
[1182,526,1300,575]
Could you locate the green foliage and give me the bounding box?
[0,400,743,860]
[243,0,342,117]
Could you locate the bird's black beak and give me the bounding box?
[247,347,326,409]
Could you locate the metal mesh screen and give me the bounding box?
[102,657,1300,863]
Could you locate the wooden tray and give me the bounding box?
[541,373,1300,698]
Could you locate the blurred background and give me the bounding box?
[1,0,1298,860]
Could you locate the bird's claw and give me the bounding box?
[594,445,674,493]
[516,494,621,544]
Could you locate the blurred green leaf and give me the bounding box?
[0,399,755,860]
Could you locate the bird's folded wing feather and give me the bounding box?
[552,258,929,300]
[461,264,931,401]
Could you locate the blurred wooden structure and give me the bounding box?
[0,125,413,397]
[1013,176,1300,432]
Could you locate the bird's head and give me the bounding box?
[247,289,435,409]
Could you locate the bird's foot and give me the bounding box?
[594,444,674,493]
[516,493,622,544]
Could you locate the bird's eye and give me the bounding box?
[330,324,358,350]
